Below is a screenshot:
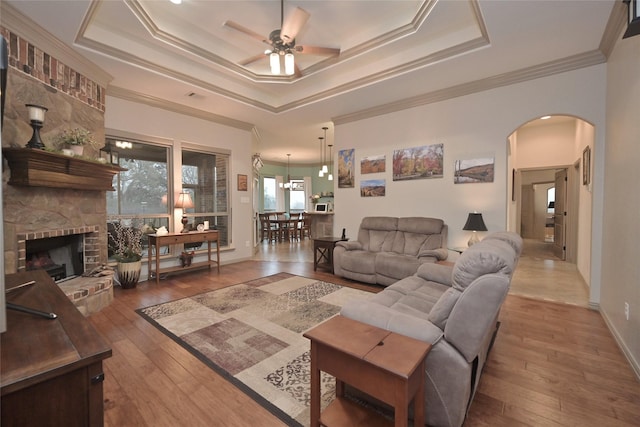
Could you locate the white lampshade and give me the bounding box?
[26,104,47,122]
[284,53,295,75]
[318,169,324,177]
[328,173,333,181]
[322,164,328,173]
[270,52,280,75]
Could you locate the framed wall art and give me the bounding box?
[237,174,248,191]
[338,148,355,188]
[454,157,494,184]
[360,155,386,174]
[392,143,443,181]
[360,179,385,197]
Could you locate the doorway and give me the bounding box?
[508,115,593,305]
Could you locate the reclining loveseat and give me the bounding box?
[333,216,448,286]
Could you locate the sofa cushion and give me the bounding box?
[337,250,377,274]
[373,277,450,320]
[376,252,423,280]
[358,217,398,252]
[392,217,445,256]
[451,239,516,292]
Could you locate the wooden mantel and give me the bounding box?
[2,148,125,191]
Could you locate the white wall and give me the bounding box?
[602,31,640,376]
[105,97,255,269]
[334,65,607,276]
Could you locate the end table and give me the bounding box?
[313,237,347,272]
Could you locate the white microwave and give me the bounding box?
[315,203,328,212]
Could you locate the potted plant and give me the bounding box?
[108,221,143,289]
[55,127,96,156]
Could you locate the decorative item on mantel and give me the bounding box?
[24,104,48,149]
[109,221,143,289]
[54,127,96,157]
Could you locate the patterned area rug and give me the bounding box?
[137,273,373,426]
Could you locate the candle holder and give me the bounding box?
[24,104,48,149]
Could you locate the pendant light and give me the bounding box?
[318,137,324,177]
[321,127,329,173]
[280,153,292,189]
[328,143,334,181]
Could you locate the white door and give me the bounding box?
[552,169,567,260]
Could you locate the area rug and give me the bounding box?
[136,272,373,426]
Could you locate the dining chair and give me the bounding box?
[299,212,311,240]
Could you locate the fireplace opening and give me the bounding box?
[26,235,84,282]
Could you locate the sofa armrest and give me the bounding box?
[340,300,444,345]
[418,247,449,261]
[416,262,453,286]
[336,240,363,251]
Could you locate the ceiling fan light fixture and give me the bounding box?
[284,52,295,75]
[270,52,280,74]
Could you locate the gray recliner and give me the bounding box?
[340,231,523,427]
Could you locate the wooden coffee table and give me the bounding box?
[304,315,431,427]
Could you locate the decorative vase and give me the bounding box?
[117,260,141,289]
[69,145,84,156]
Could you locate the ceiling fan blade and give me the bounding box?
[294,63,303,78]
[223,20,271,46]
[280,7,310,43]
[296,45,340,56]
[239,53,266,66]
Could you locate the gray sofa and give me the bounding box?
[340,231,523,427]
[333,216,448,286]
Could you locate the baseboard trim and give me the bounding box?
[599,308,640,381]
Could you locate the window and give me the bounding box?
[263,177,276,211]
[289,180,306,212]
[106,139,170,259]
[182,149,230,246]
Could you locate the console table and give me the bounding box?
[1,270,112,426]
[147,230,220,284]
[304,315,431,427]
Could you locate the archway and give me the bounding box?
[507,115,594,305]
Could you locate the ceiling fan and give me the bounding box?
[223,0,340,76]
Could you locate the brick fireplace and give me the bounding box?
[17,225,100,275]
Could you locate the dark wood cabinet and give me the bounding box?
[1,270,112,426]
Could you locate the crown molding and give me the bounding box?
[599,0,627,59]
[333,50,606,126]
[107,86,255,132]
[0,2,112,87]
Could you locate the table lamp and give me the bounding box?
[175,192,194,233]
[463,212,487,246]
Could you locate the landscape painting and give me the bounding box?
[361,155,386,174]
[454,157,495,183]
[360,179,386,197]
[338,148,355,188]
[392,143,444,181]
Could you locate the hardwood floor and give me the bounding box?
[90,241,640,426]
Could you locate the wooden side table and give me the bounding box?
[304,315,431,427]
[313,237,347,272]
[147,230,220,284]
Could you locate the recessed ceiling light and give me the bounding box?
[540,115,551,120]
[170,0,182,5]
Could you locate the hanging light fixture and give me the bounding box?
[318,137,324,177]
[321,127,329,173]
[280,153,293,189]
[328,143,334,181]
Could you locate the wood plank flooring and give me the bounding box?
[90,250,640,426]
